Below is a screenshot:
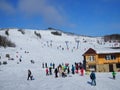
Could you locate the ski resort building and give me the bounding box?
[83,48,120,72]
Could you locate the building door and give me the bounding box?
[89,65,96,71]
[109,64,113,72]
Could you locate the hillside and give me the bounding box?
[0,28,120,63]
[0,28,120,90]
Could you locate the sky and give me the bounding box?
[0,0,120,36]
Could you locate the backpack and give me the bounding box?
[90,73,95,79]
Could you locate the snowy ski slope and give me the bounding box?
[0,28,120,90]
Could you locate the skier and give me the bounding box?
[53,63,55,69]
[50,63,52,68]
[54,68,58,78]
[75,63,79,73]
[46,68,49,76]
[90,71,96,86]
[79,62,83,69]
[67,66,70,74]
[112,71,116,79]
[45,63,47,68]
[42,62,44,68]
[71,65,75,74]
[58,65,62,77]
[49,67,52,75]
[64,65,67,72]
[19,58,22,62]
[80,68,84,76]
[27,69,33,80]
[62,71,67,77]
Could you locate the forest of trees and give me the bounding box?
[104,34,120,42]
[0,35,16,48]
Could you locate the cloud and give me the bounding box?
[0,0,75,28]
[0,0,15,14]
[18,0,66,26]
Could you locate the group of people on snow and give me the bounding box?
[27,62,117,87]
[43,62,85,78]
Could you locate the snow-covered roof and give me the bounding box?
[94,48,120,54]
[83,48,120,55]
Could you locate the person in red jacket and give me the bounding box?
[46,68,49,76]
[75,63,79,73]
[80,68,84,76]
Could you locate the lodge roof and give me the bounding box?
[83,48,120,55]
[83,48,96,55]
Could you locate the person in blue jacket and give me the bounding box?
[71,65,75,74]
[90,71,96,86]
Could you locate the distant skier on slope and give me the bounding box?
[27,69,33,80]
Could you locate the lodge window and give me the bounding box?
[105,55,116,60]
[88,56,95,61]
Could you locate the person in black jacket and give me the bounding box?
[53,63,55,69]
[27,69,33,80]
[49,67,52,75]
[90,71,96,86]
[67,66,70,74]
[54,68,58,78]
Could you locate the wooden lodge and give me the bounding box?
[83,48,120,72]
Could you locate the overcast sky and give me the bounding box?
[0,0,120,36]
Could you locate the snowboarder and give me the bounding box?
[27,69,33,80]
[112,71,116,79]
[90,71,96,86]
[54,68,58,78]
